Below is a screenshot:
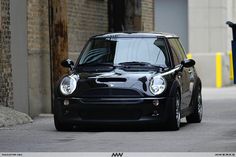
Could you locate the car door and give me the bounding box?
[168,38,190,109]
[175,39,194,107]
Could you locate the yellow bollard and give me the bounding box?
[187,53,192,59]
[216,52,222,88]
[229,50,234,81]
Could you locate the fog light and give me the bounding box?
[152,110,159,117]
[64,99,69,106]
[153,100,159,107]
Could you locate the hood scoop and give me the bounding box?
[97,77,127,82]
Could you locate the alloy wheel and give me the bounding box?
[197,91,203,120]
[176,94,181,128]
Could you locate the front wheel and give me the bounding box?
[53,104,74,131]
[186,86,203,123]
[54,115,74,131]
[168,90,181,130]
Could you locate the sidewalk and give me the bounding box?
[0,105,32,128]
[202,85,236,100]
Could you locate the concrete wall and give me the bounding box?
[189,0,228,54]
[191,53,231,87]
[10,0,29,114]
[27,0,51,117]
[188,0,236,87]
[153,0,235,87]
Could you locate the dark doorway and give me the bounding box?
[108,0,142,32]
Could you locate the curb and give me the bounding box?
[0,105,33,128]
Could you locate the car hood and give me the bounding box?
[71,67,165,98]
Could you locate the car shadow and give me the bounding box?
[60,122,189,132]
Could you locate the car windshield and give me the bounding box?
[77,37,170,68]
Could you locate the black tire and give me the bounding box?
[186,86,203,123]
[168,90,181,131]
[54,115,73,131]
[53,103,73,131]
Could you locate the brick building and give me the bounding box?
[0,0,154,117]
[0,0,13,109]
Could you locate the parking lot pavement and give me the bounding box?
[0,86,236,152]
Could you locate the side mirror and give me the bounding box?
[61,59,74,70]
[181,59,195,68]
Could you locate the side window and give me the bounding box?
[175,39,187,60]
[168,38,181,66]
[153,38,170,67]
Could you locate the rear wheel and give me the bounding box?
[186,86,203,123]
[168,90,181,130]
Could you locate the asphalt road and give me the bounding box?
[0,87,236,152]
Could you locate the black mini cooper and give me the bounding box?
[54,32,203,131]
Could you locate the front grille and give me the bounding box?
[97,78,127,82]
[79,109,141,120]
[80,88,143,98]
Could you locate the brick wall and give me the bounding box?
[67,0,108,61]
[27,0,109,62]
[0,0,154,115]
[28,0,49,52]
[27,0,109,116]
[27,0,153,62]
[0,0,13,108]
[141,0,154,32]
[26,0,153,116]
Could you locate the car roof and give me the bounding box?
[93,32,179,38]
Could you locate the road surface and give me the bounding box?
[0,87,236,152]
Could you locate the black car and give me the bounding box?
[54,32,203,131]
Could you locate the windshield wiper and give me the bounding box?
[76,62,115,72]
[79,62,114,66]
[118,61,152,66]
[118,61,165,69]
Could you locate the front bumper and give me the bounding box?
[54,97,173,126]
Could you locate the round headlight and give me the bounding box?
[60,76,77,95]
[150,75,166,95]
